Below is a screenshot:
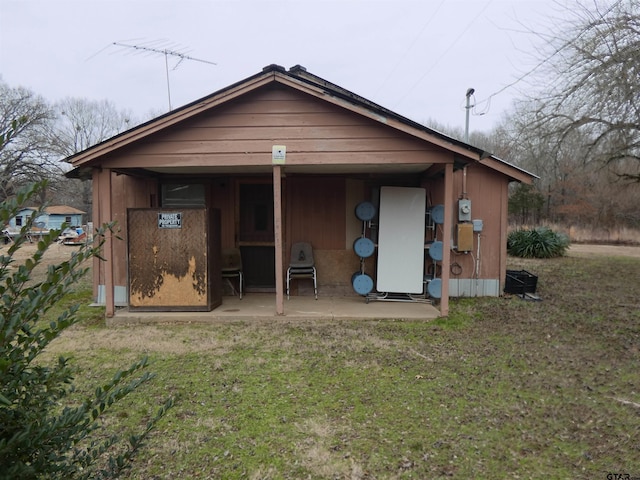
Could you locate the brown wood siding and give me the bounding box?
[464,165,506,280]
[107,174,158,288]
[210,178,236,247]
[286,177,345,250]
[424,165,507,281]
[106,85,445,169]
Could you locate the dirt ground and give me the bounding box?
[2,240,84,264]
[1,241,89,286]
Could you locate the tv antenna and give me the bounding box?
[101,40,217,111]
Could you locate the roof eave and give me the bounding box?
[65,67,285,169]
[480,155,539,183]
[64,64,537,180]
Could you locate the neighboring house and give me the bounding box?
[5,206,85,232]
[65,64,536,318]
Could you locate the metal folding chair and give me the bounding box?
[221,248,243,299]
[286,242,317,299]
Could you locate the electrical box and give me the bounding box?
[458,199,472,222]
[473,219,483,232]
[456,223,474,252]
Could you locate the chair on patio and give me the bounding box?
[221,247,243,299]
[286,242,317,300]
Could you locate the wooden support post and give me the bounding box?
[100,169,115,318]
[440,162,454,317]
[273,165,284,315]
[92,168,100,305]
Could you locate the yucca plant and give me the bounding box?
[507,227,570,258]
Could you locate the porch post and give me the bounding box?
[273,165,285,315]
[91,168,101,305]
[440,162,454,316]
[99,169,115,318]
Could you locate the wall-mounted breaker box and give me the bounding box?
[473,219,483,232]
[456,223,474,252]
[458,199,472,222]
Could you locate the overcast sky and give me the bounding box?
[1,0,561,133]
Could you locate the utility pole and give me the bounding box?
[465,88,475,143]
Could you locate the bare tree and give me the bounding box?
[47,98,136,217]
[49,97,133,158]
[0,80,138,215]
[525,0,640,183]
[0,80,57,203]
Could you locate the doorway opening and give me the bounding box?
[239,183,275,290]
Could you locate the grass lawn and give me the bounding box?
[43,254,640,479]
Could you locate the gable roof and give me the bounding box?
[18,206,86,215]
[65,64,536,183]
[45,205,86,215]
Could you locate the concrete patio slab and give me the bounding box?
[106,294,441,326]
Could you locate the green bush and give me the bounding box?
[0,182,172,480]
[507,226,570,258]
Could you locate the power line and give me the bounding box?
[374,0,447,97]
[472,0,624,116]
[394,0,494,110]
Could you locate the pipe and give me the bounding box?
[475,232,481,281]
[463,88,474,200]
[462,165,467,199]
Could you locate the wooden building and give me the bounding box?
[66,64,535,318]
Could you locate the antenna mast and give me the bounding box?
[111,40,216,111]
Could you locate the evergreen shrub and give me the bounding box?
[0,182,172,480]
[507,226,570,258]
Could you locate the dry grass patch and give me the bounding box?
[295,416,365,479]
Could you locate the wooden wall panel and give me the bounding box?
[210,178,236,247]
[464,165,506,280]
[115,85,442,169]
[108,174,158,288]
[286,177,345,250]
[110,173,128,287]
[424,164,508,281]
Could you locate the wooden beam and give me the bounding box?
[92,168,100,304]
[440,162,454,317]
[99,169,115,318]
[424,163,446,177]
[273,165,284,315]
